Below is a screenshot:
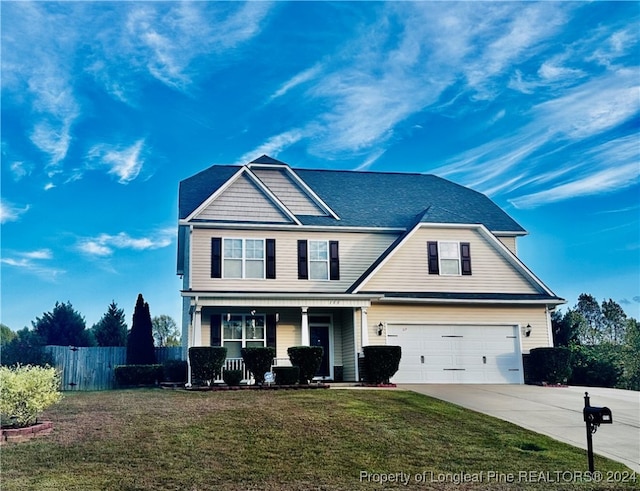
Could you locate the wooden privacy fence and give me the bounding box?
[45,346,183,391]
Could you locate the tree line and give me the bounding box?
[551,293,639,391]
[0,294,180,367]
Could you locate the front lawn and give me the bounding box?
[2,389,634,490]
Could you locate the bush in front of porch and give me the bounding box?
[287,346,323,384]
[240,347,275,384]
[189,347,227,386]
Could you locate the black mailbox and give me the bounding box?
[583,406,613,425]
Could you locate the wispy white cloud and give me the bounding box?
[87,139,146,184]
[77,229,174,257]
[9,161,33,181]
[269,64,323,101]
[0,200,31,224]
[0,249,64,281]
[509,135,640,209]
[235,130,307,165]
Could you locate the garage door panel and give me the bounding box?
[388,324,523,384]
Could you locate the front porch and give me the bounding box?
[182,293,377,385]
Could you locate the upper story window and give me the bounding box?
[427,240,472,276]
[298,239,340,280]
[224,238,264,278]
[309,240,329,280]
[211,237,276,279]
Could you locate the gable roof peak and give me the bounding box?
[249,155,288,166]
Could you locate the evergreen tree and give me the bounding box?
[601,299,627,344]
[551,309,582,347]
[32,301,94,346]
[93,301,128,346]
[576,293,604,344]
[152,315,180,347]
[126,294,156,365]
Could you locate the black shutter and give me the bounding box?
[460,242,472,275]
[329,240,340,280]
[266,314,277,348]
[427,241,439,274]
[266,239,276,279]
[297,240,308,279]
[211,237,222,278]
[211,315,222,346]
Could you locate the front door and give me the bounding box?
[309,316,332,379]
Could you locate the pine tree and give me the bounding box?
[93,301,128,347]
[126,294,156,365]
[32,301,94,346]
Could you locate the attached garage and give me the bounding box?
[387,324,524,384]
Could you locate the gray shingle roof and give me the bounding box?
[179,158,525,233]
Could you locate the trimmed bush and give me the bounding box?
[0,365,63,428]
[569,344,622,388]
[114,365,163,386]
[223,369,243,386]
[273,366,300,385]
[241,347,275,384]
[362,345,402,384]
[189,347,227,385]
[288,346,323,384]
[528,347,572,384]
[162,360,188,383]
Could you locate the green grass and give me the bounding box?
[2,389,635,490]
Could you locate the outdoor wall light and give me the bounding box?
[523,324,532,337]
[275,312,280,323]
[226,313,231,322]
[377,322,385,336]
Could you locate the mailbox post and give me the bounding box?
[583,392,613,473]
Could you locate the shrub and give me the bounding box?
[223,369,243,386]
[241,347,275,384]
[362,346,402,384]
[114,365,163,386]
[569,344,622,388]
[188,347,227,385]
[0,365,63,428]
[273,366,300,385]
[162,360,187,383]
[528,347,572,384]
[287,346,323,384]
[0,328,53,367]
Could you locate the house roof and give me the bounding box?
[179,156,526,233]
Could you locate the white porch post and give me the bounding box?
[301,307,310,346]
[361,307,369,349]
[194,305,202,347]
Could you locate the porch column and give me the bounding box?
[301,307,309,346]
[193,305,202,347]
[361,307,369,349]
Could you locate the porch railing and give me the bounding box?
[218,357,292,384]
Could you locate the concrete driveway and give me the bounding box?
[400,384,639,473]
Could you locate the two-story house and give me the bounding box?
[177,155,564,385]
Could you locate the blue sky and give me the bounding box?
[2,1,639,333]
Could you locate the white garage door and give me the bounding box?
[388,324,523,384]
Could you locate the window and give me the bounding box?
[439,241,460,275]
[309,240,329,280]
[298,240,340,280]
[427,241,472,276]
[222,314,265,358]
[211,238,275,279]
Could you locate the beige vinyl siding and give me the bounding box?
[497,236,517,255]
[362,227,540,294]
[252,168,326,216]
[191,228,398,292]
[366,303,551,353]
[195,173,291,223]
